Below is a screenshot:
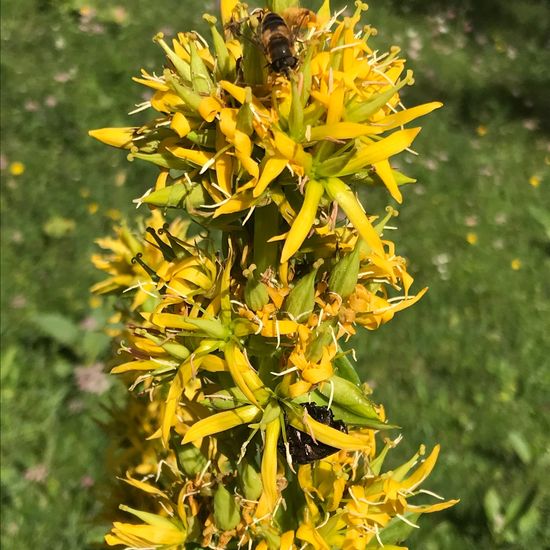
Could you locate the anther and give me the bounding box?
[145,227,176,261]
[131,253,160,282]
[158,224,188,258]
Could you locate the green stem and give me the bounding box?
[254,203,279,274]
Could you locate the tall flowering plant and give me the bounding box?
[90,1,457,548]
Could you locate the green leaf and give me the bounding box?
[81,331,111,362]
[372,513,421,545]
[31,313,80,347]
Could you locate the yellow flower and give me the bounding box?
[511,258,522,270]
[466,232,478,245]
[105,505,186,548]
[9,161,25,176]
[529,175,541,188]
[476,125,488,136]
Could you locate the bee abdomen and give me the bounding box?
[262,12,287,33]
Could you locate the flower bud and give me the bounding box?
[185,317,230,340]
[141,183,188,208]
[188,39,213,94]
[213,484,241,531]
[306,321,334,363]
[203,14,235,80]
[284,260,323,322]
[333,351,361,385]
[318,375,379,420]
[241,15,267,86]
[288,79,305,141]
[328,240,361,298]
[154,34,191,83]
[239,461,263,501]
[88,127,135,149]
[176,443,208,477]
[244,276,270,311]
[203,387,248,410]
[236,90,255,137]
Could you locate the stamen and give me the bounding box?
[131,253,160,282]
[327,379,335,410]
[242,205,256,226]
[270,366,298,377]
[146,227,176,261]
[128,101,151,115]
[417,488,445,500]
[330,41,363,52]
[197,459,211,485]
[396,513,420,528]
[132,187,152,208]
[374,524,383,547]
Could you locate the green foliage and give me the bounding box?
[1,0,549,548]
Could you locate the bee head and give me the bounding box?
[271,55,298,75]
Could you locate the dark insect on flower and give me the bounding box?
[279,403,348,464]
[260,11,298,75]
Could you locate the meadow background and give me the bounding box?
[1,0,549,548]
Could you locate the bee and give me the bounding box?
[260,11,297,75]
[260,8,315,75]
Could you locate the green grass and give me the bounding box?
[1,0,549,548]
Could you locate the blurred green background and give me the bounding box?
[1,0,549,548]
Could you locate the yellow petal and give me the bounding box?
[201,354,228,372]
[326,85,346,125]
[308,122,377,141]
[182,404,261,444]
[373,159,402,203]
[164,142,214,167]
[288,410,369,451]
[260,319,299,338]
[400,444,440,491]
[408,499,461,514]
[220,0,239,26]
[212,190,257,218]
[111,359,172,374]
[272,131,312,170]
[254,157,288,197]
[333,128,422,176]
[281,180,324,263]
[122,475,169,498]
[132,75,169,91]
[199,96,223,122]
[257,417,281,515]
[219,80,247,103]
[143,312,197,331]
[163,370,184,446]
[170,112,191,137]
[376,101,443,132]
[215,126,233,195]
[224,341,268,407]
[280,531,296,550]
[324,177,384,257]
[88,127,135,149]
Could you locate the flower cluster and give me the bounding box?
[90,1,456,548]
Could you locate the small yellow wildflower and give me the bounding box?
[105,208,122,220]
[9,161,25,176]
[529,175,541,188]
[89,295,102,309]
[476,125,488,136]
[511,258,522,270]
[466,232,478,245]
